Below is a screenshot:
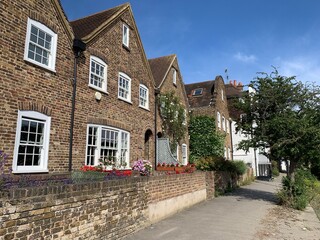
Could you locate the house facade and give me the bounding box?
[68,3,156,170]
[185,77,232,160]
[149,55,189,165]
[0,1,157,174]
[0,0,75,174]
[226,80,270,176]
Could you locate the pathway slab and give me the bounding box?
[124,179,281,240]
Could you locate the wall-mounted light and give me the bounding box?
[95,92,102,101]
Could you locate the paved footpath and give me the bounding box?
[124,176,320,240]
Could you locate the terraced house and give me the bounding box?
[149,54,189,165]
[185,77,233,160]
[0,0,75,174]
[0,1,156,175]
[70,3,156,169]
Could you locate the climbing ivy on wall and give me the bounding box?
[189,115,225,160]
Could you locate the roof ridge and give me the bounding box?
[148,54,176,61]
[185,80,215,86]
[70,3,129,23]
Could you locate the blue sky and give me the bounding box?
[61,0,320,86]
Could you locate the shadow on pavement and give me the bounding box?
[226,186,279,203]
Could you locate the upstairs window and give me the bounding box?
[173,69,177,85]
[192,88,203,96]
[221,89,224,101]
[217,112,221,129]
[123,24,129,47]
[222,116,226,131]
[24,18,57,72]
[118,72,131,102]
[89,56,107,92]
[13,111,51,173]
[139,84,149,109]
[226,119,230,133]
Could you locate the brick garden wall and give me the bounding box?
[0,172,211,240]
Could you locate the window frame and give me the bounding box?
[12,111,51,173]
[122,24,129,47]
[182,144,188,165]
[139,84,149,110]
[192,88,203,96]
[217,111,221,129]
[221,89,224,101]
[24,18,57,72]
[222,116,226,131]
[88,56,108,93]
[118,72,132,103]
[85,124,130,169]
[173,68,177,85]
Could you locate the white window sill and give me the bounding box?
[24,58,56,73]
[118,97,132,104]
[88,85,108,94]
[139,106,150,111]
[12,169,49,174]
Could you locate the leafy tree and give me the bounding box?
[158,92,187,149]
[189,115,224,160]
[236,68,320,177]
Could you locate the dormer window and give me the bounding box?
[192,88,203,96]
[122,24,129,47]
[173,69,177,85]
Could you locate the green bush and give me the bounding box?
[271,160,280,177]
[277,168,318,210]
[195,157,247,176]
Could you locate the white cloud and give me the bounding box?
[274,57,320,85]
[233,52,257,63]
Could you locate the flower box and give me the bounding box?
[156,166,175,171]
[174,166,186,173]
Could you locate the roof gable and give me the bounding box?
[70,3,129,41]
[148,55,176,88]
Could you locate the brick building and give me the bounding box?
[70,3,156,169]
[185,76,232,160]
[0,0,75,174]
[0,1,157,174]
[149,54,189,164]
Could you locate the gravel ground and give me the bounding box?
[254,205,320,240]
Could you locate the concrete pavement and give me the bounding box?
[124,178,281,240]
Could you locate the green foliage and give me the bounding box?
[158,92,187,146]
[195,156,247,176]
[277,169,319,210]
[271,160,280,177]
[236,68,320,176]
[189,115,224,158]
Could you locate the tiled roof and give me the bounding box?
[225,83,245,119]
[70,3,128,39]
[148,55,176,88]
[225,84,243,98]
[185,80,215,108]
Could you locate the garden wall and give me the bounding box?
[215,168,254,194]
[0,172,208,240]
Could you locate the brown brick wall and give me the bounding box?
[72,9,156,170]
[0,172,211,239]
[0,1,156,175]
[213,77,232,160]
[156,57,189,163]
[0,0,74,173]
